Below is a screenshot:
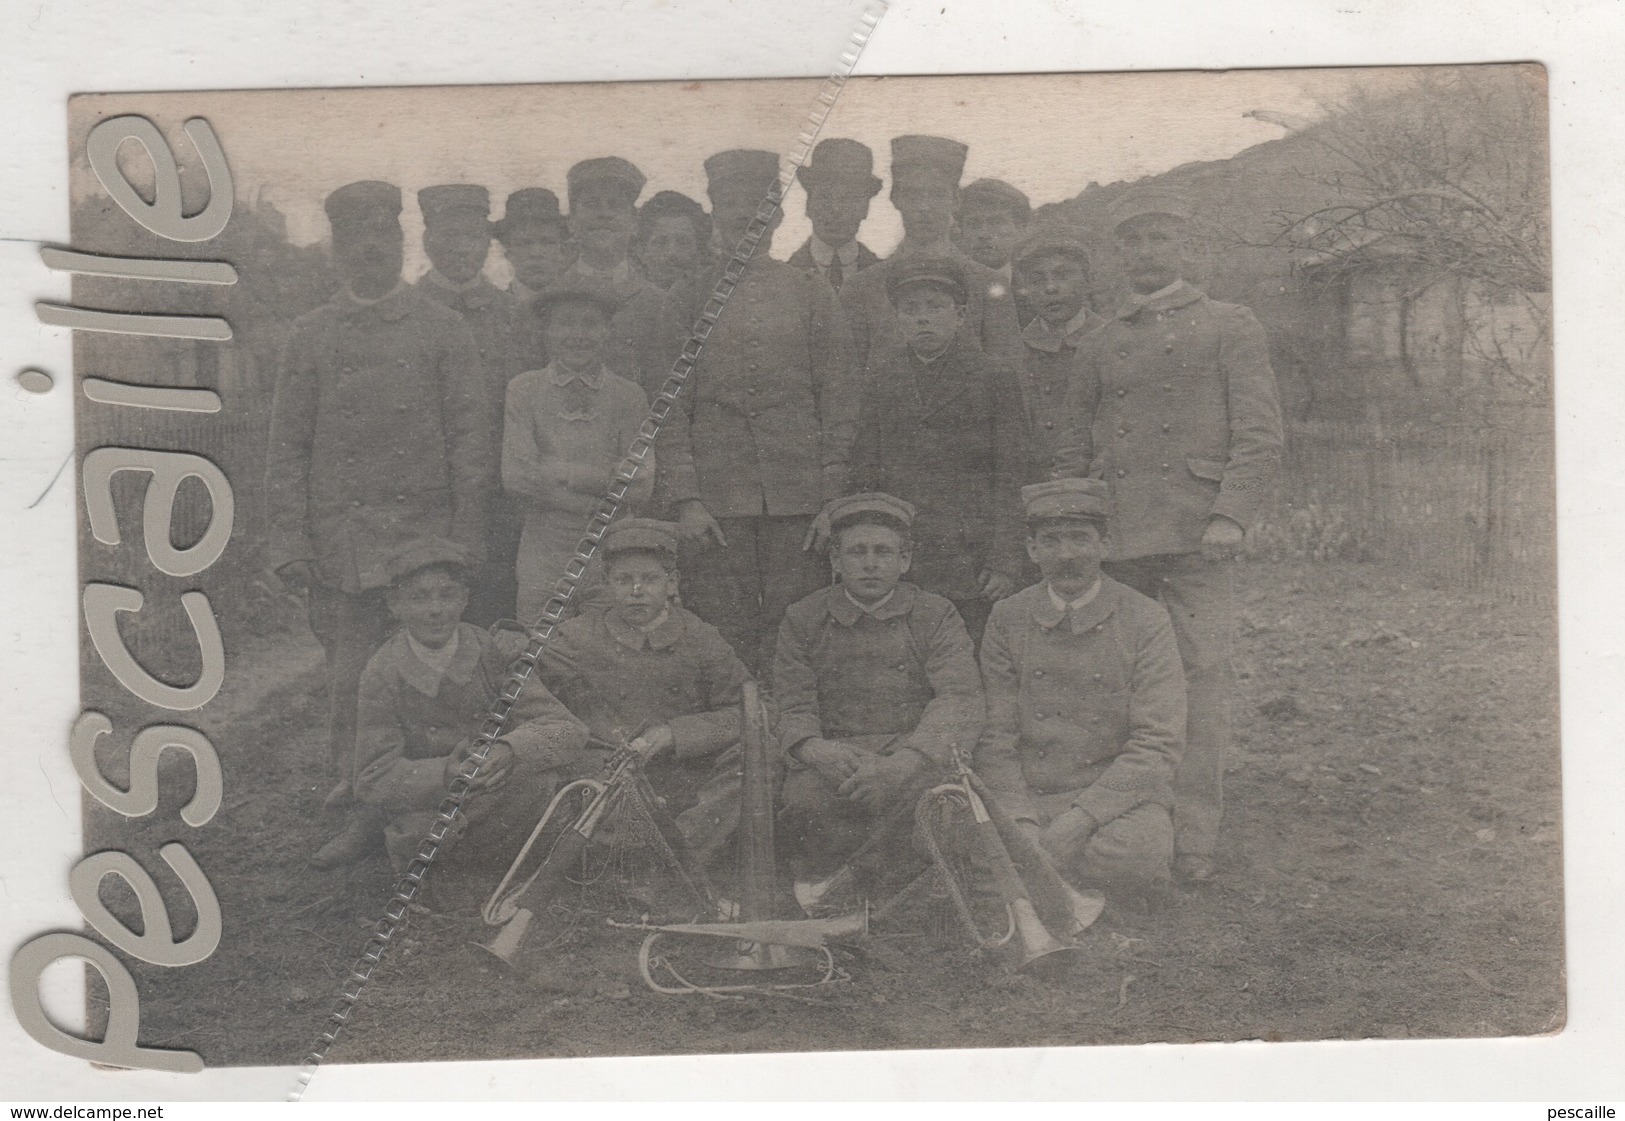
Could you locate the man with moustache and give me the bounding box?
[786,137,883,293]
[838,135,1021,372]
[413,183,520,624]
[659,148,860,674]
[974,478,1187,903]
[1055,187,1283,884]
[267,180,494,867]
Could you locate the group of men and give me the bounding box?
[264,131,1283,920]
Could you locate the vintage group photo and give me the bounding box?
[68,64,1560,1067]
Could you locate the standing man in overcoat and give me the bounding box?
[267,180,495,868]
[1055,187,1283,883]
[786,138,883,294]
[839,135,1021,371]
[414,183,520,624]
[660,148,861,674]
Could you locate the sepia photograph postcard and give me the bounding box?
[1,0,1621,1105]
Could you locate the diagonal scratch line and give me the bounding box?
[28,451,72,508]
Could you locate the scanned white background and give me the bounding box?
[0,0,1621,1103]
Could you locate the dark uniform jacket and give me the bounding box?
[415,271,522,407]
[354,623,588,812]
[840,245,1022,369]
[775,582,984,767]
[538,604,748,759]
[266,284,495,592]
[786,239,881,291]
[659,257,859,519]
[849,333,1029,600]
[1056,281,1283,560]
[1017,308,1107,479]
[975,577,1186,827]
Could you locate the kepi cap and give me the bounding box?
[385,537,474,585]
[958,178,1031,219]
[1012,227,1092,270]
[704,149,782,200]
[1022,478,1111,523]
[825,492,917,532]
[885,254,967,305]
[567,157,647,203]
[601,517,679,559]
[418,184,491,225]
[325,180,402,226]
[890,135,968,185]
[1107,185,1195,229]
[796,138,882,196]
[494,188,565,241]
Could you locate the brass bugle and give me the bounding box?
[969,770,1106,938]
[608,909,868,950]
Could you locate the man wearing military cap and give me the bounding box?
[955,177,1031,279]
[1055,186,1283,883]
[268,179,496,868]
[847,254,1028,641]
[1011,228,1106,477]
[559,156,670,396]
[787,137,883,293]
[839,135,1021,371]
[414,183,522,625]
[775,492,984,911]
[658,148,860,674]
[632,189,711,292]
[351,538,588,903]
[973,478,1187,902]
[538,517,754,880]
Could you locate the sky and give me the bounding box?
[68,67,1421,279]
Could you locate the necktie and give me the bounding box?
[826,255,844,293]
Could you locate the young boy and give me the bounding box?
[352,539,588,899]
[975,478,1187,901]
[1010,229,1105,477]
[847,255,1028,641]
[495,187,576,369]
[502,283,655,623]
[774,493,984,912]
[954,177,1031,279]
[538,518,752,878]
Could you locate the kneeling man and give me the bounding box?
[975,479,1187,898]
[775,492,985,910]
[353,539,589,899]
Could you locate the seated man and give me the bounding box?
[537,518,752,878]
[352,539,589,902]
[975,478,1187,901]
[774,492,985,911]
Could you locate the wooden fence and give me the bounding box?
[1251,415,1558,603]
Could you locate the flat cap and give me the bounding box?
[1012,227,1092,269]
[1107,185,1195,228]
[825,491,917,531]
[529,279,620,321]
[796,138,882,196]
[567,157,647,202]
[1022,477,1111,523]
[601,517,679,558]
[959,178,1031,218]
[324,180,402,225]
[885,254,967,305]
[418,184,491,225]
[494,187,565,240]
[704,149,782,198]
[385,537,474,585]
[890,135,968,184]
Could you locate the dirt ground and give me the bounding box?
[91,558,1564,1068]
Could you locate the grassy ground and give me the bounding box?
[90,559,1564,1066]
